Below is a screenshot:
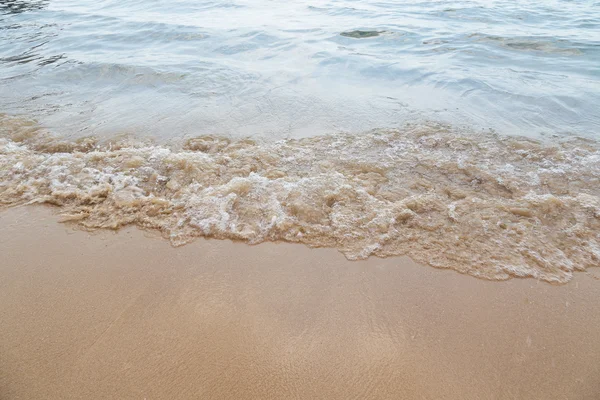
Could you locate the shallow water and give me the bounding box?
[1,0,599,140]
[1,1,600,282]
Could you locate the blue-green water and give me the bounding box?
[1,0,599,140]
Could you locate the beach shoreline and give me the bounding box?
[1,205,599,399]
[2,0,600,398]
[3,114,599,284]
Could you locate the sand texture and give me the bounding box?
[1,206,600,399]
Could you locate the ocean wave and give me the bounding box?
[1,115,599,283]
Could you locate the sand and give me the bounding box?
[1,206,599,399]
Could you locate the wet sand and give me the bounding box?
[1,206,599,400]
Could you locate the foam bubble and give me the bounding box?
[1,115,599,282]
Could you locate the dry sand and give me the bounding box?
[1,206,599,399]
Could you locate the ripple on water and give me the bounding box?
[1,0,599,139]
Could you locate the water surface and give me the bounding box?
[2,1,600,282]
[1,0,599,140]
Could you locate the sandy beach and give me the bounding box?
[2,1,600,399]
[1,205,599,399]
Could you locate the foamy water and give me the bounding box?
[2,115,599,282]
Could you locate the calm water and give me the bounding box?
[1,0,599,140]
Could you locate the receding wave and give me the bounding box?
[1,115,599,283]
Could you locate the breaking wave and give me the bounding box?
[1,115,599,283]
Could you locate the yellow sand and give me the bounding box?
[1,206,599,399]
